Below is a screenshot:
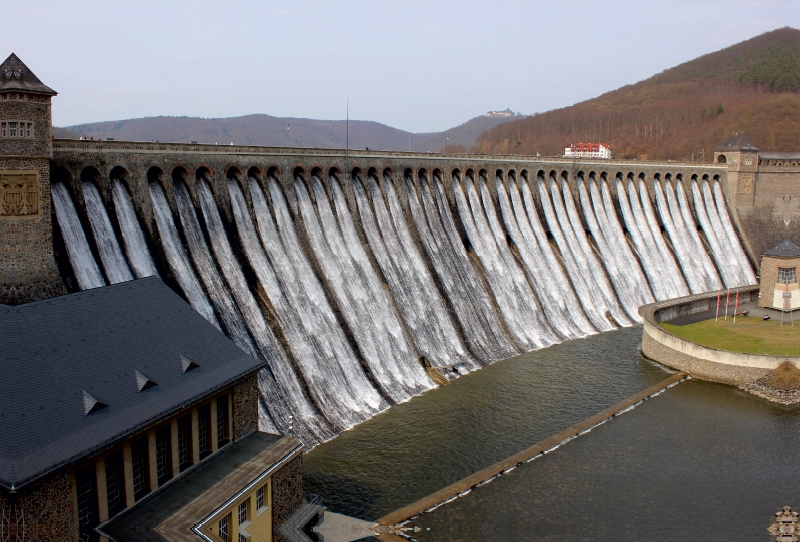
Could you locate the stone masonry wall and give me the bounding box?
[0,157,65,304]
[0,472,75,542]
[0,95,65,305]
[232,373,259,441]
[271,454,303,542]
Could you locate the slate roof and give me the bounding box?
[763,240,800,258]
[0,277,265,489]
[714,132,759,152]
[0,53,57,95]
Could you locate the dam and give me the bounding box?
[39,139,756,448]
[6,54,800,539]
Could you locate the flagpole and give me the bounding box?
[716,291,720,322]
[733,290,739,324]
[345,98,349,182]
[725,289,730,320]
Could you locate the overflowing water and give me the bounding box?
[579,179,651,319]
[454,175,555,349]
[355,174,478,371]
[51,182,107,290]
[112,179,158,279]
[148,183,219,328]
[51,170,756,448]
[81,182,134,284]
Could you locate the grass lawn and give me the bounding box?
[661,316,800,356]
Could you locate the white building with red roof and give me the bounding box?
[564,142,612,159]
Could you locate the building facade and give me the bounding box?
[0,278,303,542]
[564,143,612,159]
[758,240,800,311]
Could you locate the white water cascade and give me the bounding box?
[713,181,756,285]
[355,174,478,371]
[497,178,590,340]
[235,177,387,434]
[294,175,429,404]
[636,180,690,297]
[596,179,654,307]
[112,179,158,279]
[558,179,634,325]
[615,179,672,300]
[538,177,615,331]
[579,179,650,320]
[174,181,259,358]
[690,181,742,287]
[81,182,134,285]
[148,183,219,328]
[51,182,107,290]
[54,166,758,449]
[662,180,722,292]
[407,174,519,361]
[653,180,709,294]
[454,175,556,350]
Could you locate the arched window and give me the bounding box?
[717,154,727,164]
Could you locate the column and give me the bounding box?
[210,398,219,453]
[122,444,135,507]
[191,409,200,464]
[95,459,109,522]
[148,431,158,489]
[171,419,180,476]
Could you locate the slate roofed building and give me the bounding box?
[0,277,303,542]
[758,240,800,311]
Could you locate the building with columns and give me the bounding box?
[0,277,303,541]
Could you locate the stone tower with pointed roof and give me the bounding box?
[0,53,65,304]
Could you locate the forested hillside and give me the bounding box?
[474,27,800,159]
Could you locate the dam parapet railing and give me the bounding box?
[640,286,800,384]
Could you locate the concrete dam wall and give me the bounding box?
[41,139,756,447]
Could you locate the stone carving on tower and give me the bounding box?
[0,170,41,218]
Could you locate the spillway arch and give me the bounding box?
[48,147,757,448]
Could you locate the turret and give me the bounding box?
[0,53,65,304]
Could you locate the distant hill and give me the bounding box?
[58,112,517,153]
[474,27,800,160]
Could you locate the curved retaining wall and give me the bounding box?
[640,287,800,384]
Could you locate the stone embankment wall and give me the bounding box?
[640,287,800,384]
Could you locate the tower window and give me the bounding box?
[778,267,797,285]
[0,121,33,138]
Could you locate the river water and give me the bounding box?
[305,326,799,541]
[303,327,669,520]
[411,378,798,541]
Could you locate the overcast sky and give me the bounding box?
[7,0,800,132]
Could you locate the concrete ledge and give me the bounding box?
[639,287,800,384]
